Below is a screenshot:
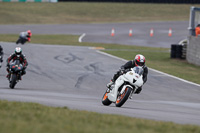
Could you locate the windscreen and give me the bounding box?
[133,66,144,76]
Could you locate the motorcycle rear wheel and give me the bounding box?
[9,74,17,89]
[115,87,132,107]
[102,91,112,106]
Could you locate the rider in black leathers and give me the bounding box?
[6,47,28,79]
[0,45,3,63]
[107,54,148,94]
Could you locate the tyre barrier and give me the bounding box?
[58,0,200,3]
[181,44,187,59]
[170,44,186,59]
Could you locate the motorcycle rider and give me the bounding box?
[195,24,200,37]
[107,54,148,94]
[16,30,32,44]
[0,45,3,63]
[6,47,28,79]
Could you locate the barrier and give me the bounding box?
[0,0,57,2]
[1,0,200,3]
[187,36,200,66]
[57,0,200,3]
[170,44,186,59]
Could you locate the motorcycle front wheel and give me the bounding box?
[102,91,112,106]
[9,74,17,89]
[115,87,132,107]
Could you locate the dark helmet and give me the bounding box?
[134,54,145,67]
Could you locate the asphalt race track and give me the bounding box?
[0,21,188,48]
[0,21,200,125]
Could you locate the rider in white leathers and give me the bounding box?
[107,54,148,94]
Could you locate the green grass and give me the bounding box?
[0,34,199,84]
[0,100,200,133]
[0,2,199,24]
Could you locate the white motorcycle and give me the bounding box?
[102,66,144,107]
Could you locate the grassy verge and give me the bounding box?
[0,34,199,84]
[0,3,198,24]
[0,100,200,133]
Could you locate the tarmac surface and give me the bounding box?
[0,21,200,125]
[0,21,189,48]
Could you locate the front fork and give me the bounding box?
[8,72,12,83]
[8,72,21,82]
[16,72,22,81]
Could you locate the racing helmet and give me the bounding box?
[27,30,32,36]
[134,54,145,67]
[15,47,22,55]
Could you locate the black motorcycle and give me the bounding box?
[8,59,23,89]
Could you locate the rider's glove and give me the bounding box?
[120,68,125,74]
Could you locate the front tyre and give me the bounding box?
[115,87,132,107]
[9,74,17,89]
[102,91,112,106]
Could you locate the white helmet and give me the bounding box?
[15,47,22,55]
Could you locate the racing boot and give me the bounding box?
[6,73,10,80]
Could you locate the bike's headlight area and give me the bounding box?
[133,79,136,83]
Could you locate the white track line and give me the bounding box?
[96,50,200,87]
[78,33,86,43]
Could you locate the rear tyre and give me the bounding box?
[9,74,17,89]
[102,91,112,106]
[115,87,132,107]
[16,39,20,44]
